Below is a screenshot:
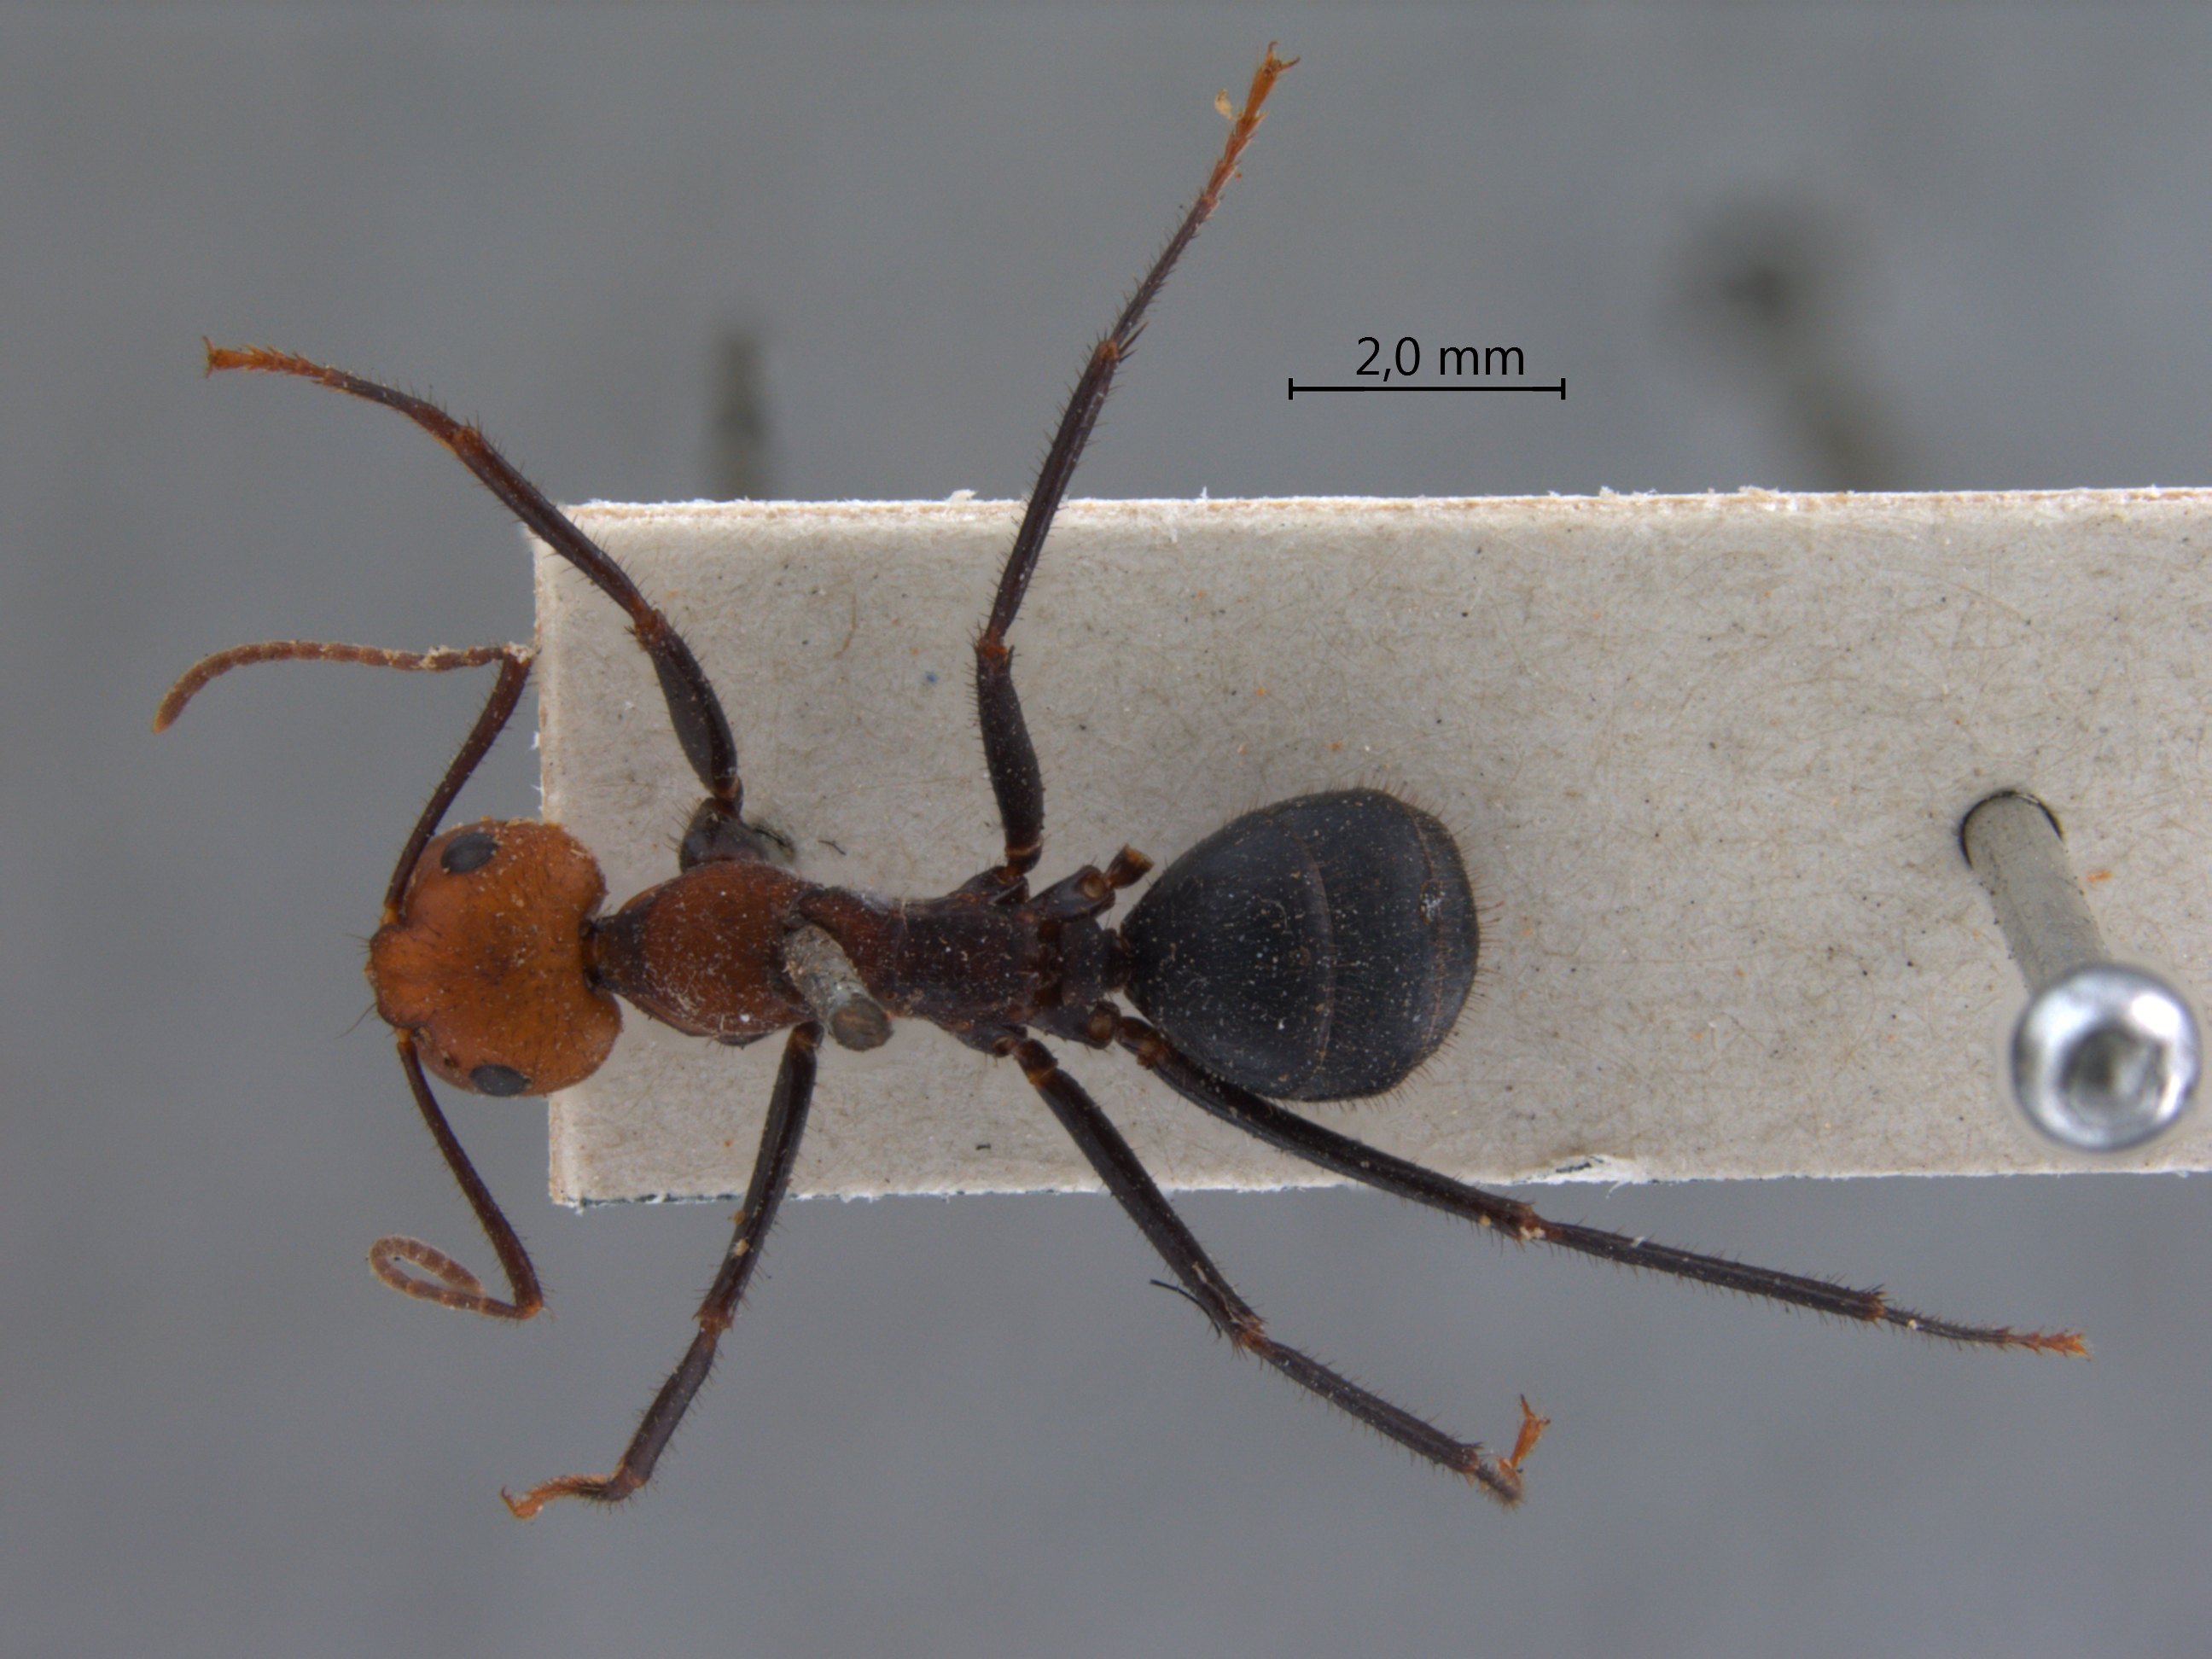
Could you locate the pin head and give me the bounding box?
[2011,963,2202,1151]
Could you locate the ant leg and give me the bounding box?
[369,1036,544,1320]
[1003,1032,1543,1504]
[1117,1016,2089,1356]
[504,1023,820,1517]
[200,341,742,825]
[972,46,1295,882]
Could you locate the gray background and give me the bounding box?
[9,7,2209,1656]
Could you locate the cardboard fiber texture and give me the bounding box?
[533,492,2212,1203]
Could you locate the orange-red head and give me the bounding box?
[370,818,620,1097]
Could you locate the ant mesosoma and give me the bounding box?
[159,47,2081,1513]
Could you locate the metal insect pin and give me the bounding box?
[159,45,2082,1513]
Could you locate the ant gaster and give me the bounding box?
[159,48,2082,1514]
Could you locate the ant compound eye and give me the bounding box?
[469,1062,530,1097]
[441,830,499,875]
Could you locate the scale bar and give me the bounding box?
[1289,378,1565,400]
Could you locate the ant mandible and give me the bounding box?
[158,46,2082,1513]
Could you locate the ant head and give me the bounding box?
[370,818,620,1097]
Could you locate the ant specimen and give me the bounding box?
[160,47,2082,1513]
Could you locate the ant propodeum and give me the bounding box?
[159,47,2081,1513]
